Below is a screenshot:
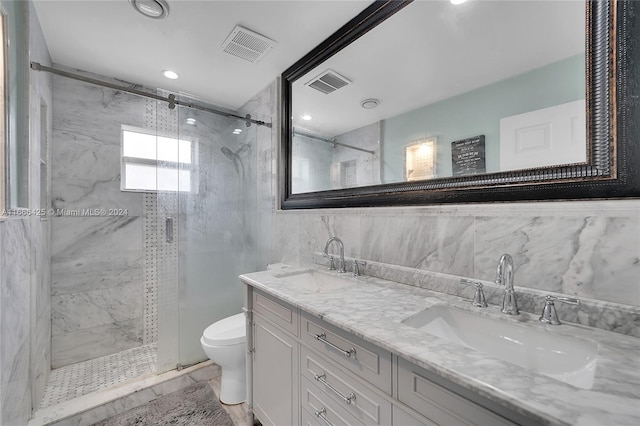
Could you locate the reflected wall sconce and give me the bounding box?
[405,137,436,181]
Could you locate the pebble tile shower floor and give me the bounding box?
[39,344,157,409]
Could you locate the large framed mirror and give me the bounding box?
[280,0,639,209]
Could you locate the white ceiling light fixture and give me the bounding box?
[232,128,243,135]
[162,70,179,79]
[301,114,312,121]
[361,98,380,109]
[450,0,468,5]
[185,118,196,125]
[129,0,170,19]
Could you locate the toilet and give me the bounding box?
[200,313,246,405]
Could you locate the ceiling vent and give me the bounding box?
[221,25,276,63]
[305,70,351,94]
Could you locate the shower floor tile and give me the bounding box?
[39,343,157,409]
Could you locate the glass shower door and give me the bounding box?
[155,94,261,370]
[152,93,181,372]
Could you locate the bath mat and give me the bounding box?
[93,382,234,426]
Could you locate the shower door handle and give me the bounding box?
[166,217,174,243]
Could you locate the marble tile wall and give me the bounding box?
[51,75,146,367]
[291,133,333,193]
[237,82,277,270]
[29,0,54,415]
[1,219,34,425]
[291,122,381,192]
[0,2,53,424]
[333,122,381,187]
[244,80,640,309]
[271,203,640,307]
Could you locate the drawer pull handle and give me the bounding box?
[314,372,356,405]
[315,333,357,359]
[314,408,333,426]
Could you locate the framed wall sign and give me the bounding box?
[451,135,486,177]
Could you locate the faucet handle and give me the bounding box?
[353,260,367,277]
[326,255,336,271]
[539,295,580,325]
[460,279,488,308]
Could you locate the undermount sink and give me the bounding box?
[402,304,598,389]
[275,269,355,293]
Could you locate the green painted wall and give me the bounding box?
[381,54,585,182]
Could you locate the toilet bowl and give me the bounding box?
[200,313,246,405]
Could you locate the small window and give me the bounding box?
[121,126,196,193]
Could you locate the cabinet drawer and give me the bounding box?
[301,346,392,426]
[392,404,437,426]
[302,376,365,426]
[253,289,298,336]
[300,312,392,394]
[397,358,516,426]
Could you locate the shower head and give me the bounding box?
[221,144,251,160]
[236,144,250,155]
[221,146,236,160]
[221,145,246,178]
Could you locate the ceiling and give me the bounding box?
[32,1,586,133]
[292,0,586,137]
[32,0,370,111]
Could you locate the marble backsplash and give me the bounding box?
[309,253,640,337]
[271,202,640,310]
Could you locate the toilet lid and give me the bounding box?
[202,313,245,346]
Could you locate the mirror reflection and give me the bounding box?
[291,0,586,194]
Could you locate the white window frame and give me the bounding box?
[120,125,198,193]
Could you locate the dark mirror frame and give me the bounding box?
[280,0,639,210]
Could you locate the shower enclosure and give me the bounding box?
[153,91,262,371]
[46,68,266,406]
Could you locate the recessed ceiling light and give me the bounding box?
[450,0,468,5]
[360,98,379,109]
[185,118,196,125]
[233,129,242,135]
[301,114,312,121]
[162,70,179,79]
[129,0,170,19]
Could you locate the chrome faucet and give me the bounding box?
[323,237,346,273]
[460,279,488,308]
[495,253,519,315]
[539,295,580,325]
[353,260,366,277]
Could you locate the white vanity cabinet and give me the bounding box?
[245,285,520,426]
[250,290,299,426]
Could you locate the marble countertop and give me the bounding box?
[240,265,640,426]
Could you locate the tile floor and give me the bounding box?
[39,344,157,409]
[35,344,252,426]
[208,375,250,426]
